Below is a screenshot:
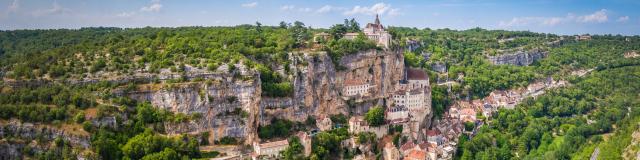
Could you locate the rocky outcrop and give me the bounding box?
[124,74,261,144]
[0,120,91,159]
[431,62,447,73]
[487,50,547,66]
[260,49,406,124]
[0,120,90,148]
[122,49,409,144]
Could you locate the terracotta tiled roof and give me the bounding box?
[460,108,476,116]
[406,68,428,80]
[344,79,366,86]
[404,150,427,160]
[401,142,415,151]
[426,130,441,137]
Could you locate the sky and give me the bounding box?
[1,0,639,35]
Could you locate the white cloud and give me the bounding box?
[117,12,136,17]
[298,7,312,12]
[140,3,162,12]
[344,3,396,16]
[499,9,612,27]
[617,16,629,22]
[543,17,563,26]
[8,0,19,12]
[241,2,258,8]
[314,5,347,14]
[32,2,71,16]
[577,9,608,23]
[316,5,333,13]
[281,5,295,11]
[388,8,402,16]
[499,17,541,27]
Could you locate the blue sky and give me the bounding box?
[1,0,639,35]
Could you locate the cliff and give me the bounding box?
[124,74,261,144]
[260,49,406,124]
[0,120,91,159]
[487,50,547,66]
[120,49,409,144]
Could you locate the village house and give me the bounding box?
[253,140,289,158]
[349,116,368,134]
[343,79,371,97]
[343,14,392,48]
[448,107,459,119]
[426,130,444,146]
[313,32,330,43]
[459,108,477,123]
[404,149,428,160]
[575,34,592,41]
[316,115,333,131]
[482,104,494,118]
[400,141,416,155]
[386,105,409,124]
[383,142,401,160]
[624,50,639,58]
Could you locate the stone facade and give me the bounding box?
[344,15,392,48]
[253,140,289,157]
[343,79,371,97]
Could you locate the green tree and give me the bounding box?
[365,106,385,126]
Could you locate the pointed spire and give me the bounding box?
[375,14,381,25]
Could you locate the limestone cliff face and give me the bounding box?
[125,75,261,144]
[488,50,547,66]
[0,120,91,159]
[123,49,407,144]
[260,49,406,124]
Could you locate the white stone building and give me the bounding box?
[386,105,409,124]
[393,89,425,112]
[343,79,371,97]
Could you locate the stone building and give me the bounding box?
[344,14,392,48]
[393,89,425,112]
[459,108,477,122]
[403,68,430,90]
[343,79,371,97]
[383,142,401,160]
[253,140,289,157]
[316,115,333,131]
[349,116,368,134]
[386,105,409,124]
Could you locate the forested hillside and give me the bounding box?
[0,24,638,159]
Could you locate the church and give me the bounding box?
[343,14,392,48]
